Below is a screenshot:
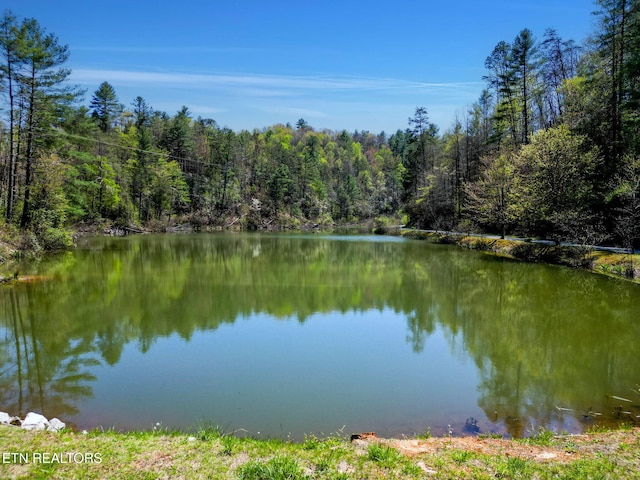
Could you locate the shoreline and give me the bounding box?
[72,221,640,286]
[391,227,640,284]
[1,423,638,479]
[3,221,639,285]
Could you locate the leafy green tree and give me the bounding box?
[268,163,292,208]
[150,156,190,219]
[58,105,97,142]
[118,125,148,221]
[64,152,122,221]
[29,153,73,248]
[466,152,518,238]
[371,145,404,213]
[123,98,153,219]
[336,174,359,219]
[411,167,455,230]
[612,155,640,255]
[513,125,602,241]
[209,127,239,212]
[295,132,326,218]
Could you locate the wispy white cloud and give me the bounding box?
[71,68,482,96]
[71,68,484,132]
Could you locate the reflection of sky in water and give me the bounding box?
[276,234,408,243]
[77,310,482,439]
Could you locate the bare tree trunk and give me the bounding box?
[5,43,16,220]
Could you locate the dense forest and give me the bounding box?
[0,0,639,251]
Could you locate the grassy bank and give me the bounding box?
[398,229,640,283]
[0,425,638,479]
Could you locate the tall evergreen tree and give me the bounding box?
[511,28,540,144]
[15,17,75,228]
[0,11,21,221]
[485,41,519,145]
[589,0,633,165]
[90,81,121,133]
[404,107,438,199]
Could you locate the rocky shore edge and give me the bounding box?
[0,412,65,432]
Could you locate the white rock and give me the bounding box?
[48,418,66,432]
[0,412,11,424]
[187,436,197,442]
[21,412,50,431]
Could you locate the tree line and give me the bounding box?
[1,0,639,250]
[396,0,640,250]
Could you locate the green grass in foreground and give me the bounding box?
[0,426,639,479]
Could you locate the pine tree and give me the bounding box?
[0,11,21,220]
[90,81,121,132]
[16,17,75,228]
[511,28,540,144]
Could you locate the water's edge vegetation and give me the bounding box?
[1,424,639,479]
[394,227,640,283]
[3,218,638,284]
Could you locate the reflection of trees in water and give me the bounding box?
[0,286,99,421]
[401,250,640,437]
[1,234,639,436]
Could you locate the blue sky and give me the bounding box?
[4,1,597,134]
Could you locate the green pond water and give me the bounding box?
[1,232,639,439]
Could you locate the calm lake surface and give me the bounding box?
[1,233,639,439]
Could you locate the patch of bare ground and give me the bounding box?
[228,452,250,470]
[388,436,574,462]
[357,428,640,465]
[132,451,174,471]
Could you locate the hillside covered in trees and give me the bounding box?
[1,0,639,251]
